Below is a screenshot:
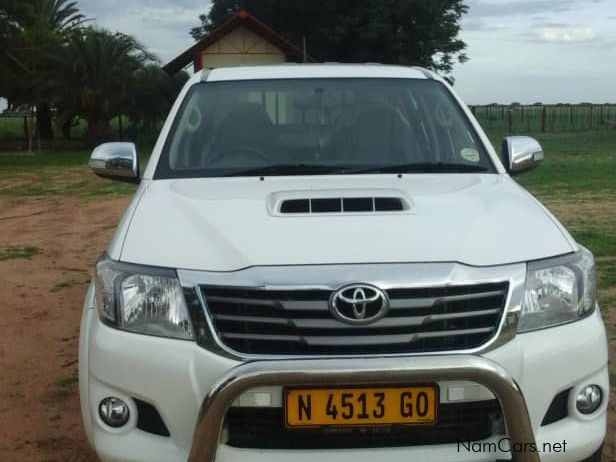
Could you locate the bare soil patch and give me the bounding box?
[0,196,128,462]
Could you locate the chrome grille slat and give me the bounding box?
[214,314,290,325]
[388,289,506,309]
[224,333,303,342]
[213,308,501,329]
[206,296,279,307]
[201,282,508,355]
[209,291,507,311]
[280,300,329,311]
[223,327,494,346]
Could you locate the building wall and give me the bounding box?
[201,26,287,68]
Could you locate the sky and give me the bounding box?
[2,0,614,109]
[456,0,616,103]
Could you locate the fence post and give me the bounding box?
[588,105,593,131]
[507,109,513,134]
[541,106,547,133]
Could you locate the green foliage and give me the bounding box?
[126,65,189,134]
[190,0,468,73]
[45,27,154,139]
[0,0,85,105]
[0,0,86,140]
[1,1,185,144]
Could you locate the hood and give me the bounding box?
[117,175,575,271]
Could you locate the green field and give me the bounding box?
[0,148,142,197]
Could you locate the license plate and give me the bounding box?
[285,385,437,427]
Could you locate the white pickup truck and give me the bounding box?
[79,64,608,462]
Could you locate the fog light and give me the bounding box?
[575,385,602,415]
[99,397,130,427]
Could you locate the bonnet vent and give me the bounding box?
[279,197,406,214]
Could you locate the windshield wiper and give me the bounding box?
[221,162,490,177]
[221,163,345,177]
[341,162,490,174]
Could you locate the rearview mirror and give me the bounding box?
[501,136,544,174]
[89,142,139,183]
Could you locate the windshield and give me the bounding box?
[155,78,495,178]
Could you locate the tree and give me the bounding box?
[125,64,189,134]
[46,27,154,141]
[190,0,468,74]
[0,0,85,140]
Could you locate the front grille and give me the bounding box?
[200,282,508,356]
[226,400,502,449]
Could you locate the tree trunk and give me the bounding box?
[36,102,54,140]
[86,118,111,144]
[61,119,72,139]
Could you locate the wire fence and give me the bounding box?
[3,104,616,151]
[469,104,616,134]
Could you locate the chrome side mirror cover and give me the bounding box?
[89,142,139,183]
[501,136,544,174]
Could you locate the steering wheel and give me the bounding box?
[206,146,272,167]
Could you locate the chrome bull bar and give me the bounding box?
[188,355,539,462]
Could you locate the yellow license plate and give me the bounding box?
[285,385,437,427]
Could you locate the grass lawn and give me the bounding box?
[0,148,148,197]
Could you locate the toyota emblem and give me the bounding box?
[329,284,389,325]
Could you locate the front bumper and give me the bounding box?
[189,355,537,461]
[79,284,609,462]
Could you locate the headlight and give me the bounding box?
[518,246,597,333]
[94,255,194,340]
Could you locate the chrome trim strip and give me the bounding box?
[187,355,539,462]
[178,262,525,360]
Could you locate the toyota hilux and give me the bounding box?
[79,64,608,462]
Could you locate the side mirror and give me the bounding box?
[501,136,544,174]
[89,142,139,183]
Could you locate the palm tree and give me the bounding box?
[0,0,86,142]
[47,27,155,140]
[32,0,86,31]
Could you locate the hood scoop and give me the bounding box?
[268,189,414,216]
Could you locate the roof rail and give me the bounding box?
[412,66,436,79]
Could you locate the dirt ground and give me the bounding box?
[0,196,126,462]
[0,196,614,462]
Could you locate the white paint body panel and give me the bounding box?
[118,174,574,271]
